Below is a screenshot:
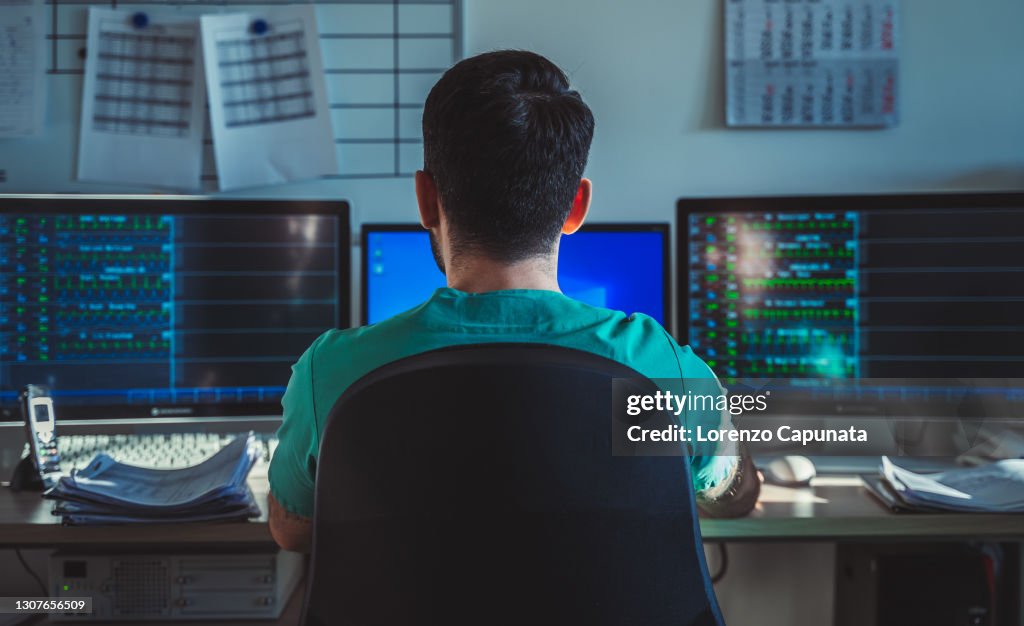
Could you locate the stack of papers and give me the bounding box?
[870,456,1024,513]
[45,435,261,526]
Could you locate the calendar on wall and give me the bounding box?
[725,0,900,128]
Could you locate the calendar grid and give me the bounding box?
[92,26,196,137]
[216,24,316,128]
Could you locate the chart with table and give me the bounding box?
[0,0,45,137]
[43,0,463,186]
[215,22,316,129]
[91,21,197,138]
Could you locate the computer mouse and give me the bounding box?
[763,455,816,487]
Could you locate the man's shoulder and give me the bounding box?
[552,305,679,378]
[302,306,448,385]
[309,311,423,362]
[574,307,717,381]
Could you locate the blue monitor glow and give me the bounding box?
[0,197,350,420]
[362,224,669,327]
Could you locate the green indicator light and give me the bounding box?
[63,585,69,591]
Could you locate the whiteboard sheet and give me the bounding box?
[0,0,46,138]
[725,0,900,128]
[201,7,338,191]
[77,8,206,189]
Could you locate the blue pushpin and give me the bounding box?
[250,18,269,35]
[131,12,149,29]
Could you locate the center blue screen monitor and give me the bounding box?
[362,224,670,328]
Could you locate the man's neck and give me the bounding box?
[445,254,560,293]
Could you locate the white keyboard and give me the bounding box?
[36,432,278,475]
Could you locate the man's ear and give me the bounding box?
[416,170,441,229]
[562,178,592,235]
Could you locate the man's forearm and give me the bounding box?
[696,448,761,518]
[268,493,313,553]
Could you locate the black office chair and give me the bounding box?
[301,344,724,626]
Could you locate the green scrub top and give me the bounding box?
[269,288,735,517]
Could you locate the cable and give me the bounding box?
[14,548,47,596]
[710,543,729,584]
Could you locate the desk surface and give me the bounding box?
[712,476,1024,541]
[0,478,275,547]
[3,476,1024,546]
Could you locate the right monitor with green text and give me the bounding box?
[678,193,1024,380]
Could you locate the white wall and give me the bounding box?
[3,0,1022,214]
[469,0,1024,215]
[220,0,1012,206]
[287,0,1002,210]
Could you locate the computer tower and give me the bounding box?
[49,549,303,621]
[834,543,1012,626]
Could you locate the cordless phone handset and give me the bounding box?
[20,384,62,489]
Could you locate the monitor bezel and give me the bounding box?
[361,222,672,330]
[675,192,1024,346]
[0,195,351,421]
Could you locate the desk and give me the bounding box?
[3,475,1024,547]
[701,476,1024,541]
[3,475,1023,626]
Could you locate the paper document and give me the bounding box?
[77,8,206,189]
[0,0,46,137]
[200,6,337,190]
[881,456,1024,513]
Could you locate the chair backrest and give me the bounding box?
[302,343,724,626]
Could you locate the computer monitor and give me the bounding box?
[0,196,350,421]
[362,223,670,327]
[677,193,1024,380]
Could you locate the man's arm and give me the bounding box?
[694,444,761,518]
[268,492,313,553]
[268,333,328,553]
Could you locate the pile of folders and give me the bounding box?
[44,435,260,525]
[864,456,1024,513]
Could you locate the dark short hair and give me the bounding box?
[423,50,595,263]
